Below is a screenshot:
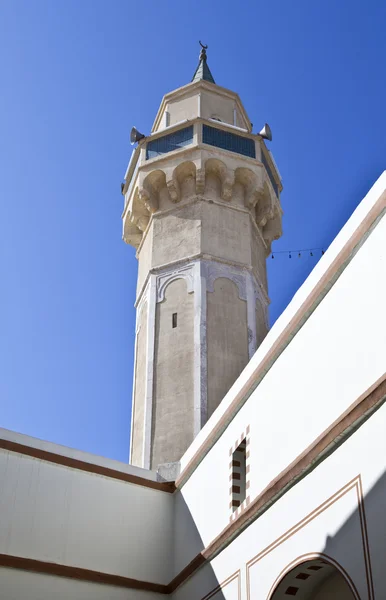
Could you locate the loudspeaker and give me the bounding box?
[259,123,272,142]
[130,127,145,145]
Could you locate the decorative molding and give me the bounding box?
[246,477,373,600]
[129,280,148,463]
[0,438,175,494]
[204,261,248,301]
[156,263,196,303]
[135,279,149,334]
[265,554,361,600]
[194,261,207,434]
[201,570,241,600]
[135,246,269,310]
[0,554,168,594]
[143,274,157,470]
[246,273,258,357]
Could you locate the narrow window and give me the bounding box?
[231,439,246,510]
[172,313,177,328]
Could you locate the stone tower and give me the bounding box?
[122,46,283,473]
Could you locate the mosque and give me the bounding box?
[0,46,385,599]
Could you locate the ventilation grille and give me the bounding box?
[146,126,194,160]
[203,125,256,159]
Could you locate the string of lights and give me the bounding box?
[270,247,325,259]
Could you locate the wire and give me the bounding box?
[271,247,325,259]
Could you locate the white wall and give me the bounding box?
[173,393,386,599]
[0,568,160,600]
[172,173,386,596]
[0,433,173,586]
[0,427,159,482]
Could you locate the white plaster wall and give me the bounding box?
[180,173,386,472]
[0,568,160,600]
[173,398,386,599]
[173,175,386,585]
[0,448,173,585]
[175,202,386,557]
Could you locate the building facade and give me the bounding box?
[0,49,385,600]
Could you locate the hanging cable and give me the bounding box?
[270,247,325,259]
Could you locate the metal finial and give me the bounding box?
[199,41,208,61]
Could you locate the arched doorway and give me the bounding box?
[269,555,360,599]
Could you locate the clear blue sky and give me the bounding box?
[1,0,385,462]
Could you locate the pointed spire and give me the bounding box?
[191,41,216,84]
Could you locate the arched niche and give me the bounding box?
[268,555,359,600]
[172,160,197,200]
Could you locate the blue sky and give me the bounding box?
[1,0,385,462]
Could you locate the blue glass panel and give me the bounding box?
[202,125,256,159]
[146,126,193,160]
[261,150,279,197]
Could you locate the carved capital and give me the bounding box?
[167,178,180,203]
[196,167,205,195]
[135,215,150,232]
[139,187,158,214]
[221,172,235,202]
[255,193,274,228]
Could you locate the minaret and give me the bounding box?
[122,45,283,474]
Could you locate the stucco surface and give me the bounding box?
[131,302,147,467]
[201,202,251,266]
[151,203,201,269]
[207,278,248,419]
[152,278,194,467]
[168,95,198,126]
[201,90,235,124]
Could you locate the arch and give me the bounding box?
[131,187,150,232]
[169,160,197,202]
[142,169,167,213]
[235,166,260,208]
[173,160,197,184]
[203,261,247,302]
[255,180,274,227]
[156,264,195,303]
[267,553,360,600]
[205,158,234,201]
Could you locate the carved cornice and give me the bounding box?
[123,156,282,246]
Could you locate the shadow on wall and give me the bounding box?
[322,469,386,600]
[174,468,386,599]
[267,469,386,599]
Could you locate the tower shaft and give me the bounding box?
[122,59,283,473]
